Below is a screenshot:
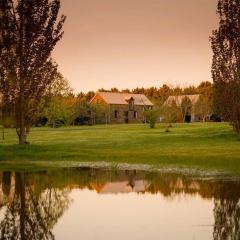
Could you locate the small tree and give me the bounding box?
[44,97,72,128]
[92,103,110,124]
[194,95,212,122]
[144,108,159,128]
[160,103,178,124]
[180,96,192,123]
[72,102,92,125]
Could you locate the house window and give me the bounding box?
[134,111,138,119]
[114,110,118,118]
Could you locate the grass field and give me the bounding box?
[0,123,240,174]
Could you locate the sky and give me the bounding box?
[53,0,219,93]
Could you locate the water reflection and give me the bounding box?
[0,168,239,239]
[0,172,70,240]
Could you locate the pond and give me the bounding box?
[0,168,239,240]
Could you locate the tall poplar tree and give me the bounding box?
[0,0,66,144]
[211,0,240,133]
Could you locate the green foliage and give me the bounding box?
[71,101,93,125]
[211,0,240,133]
[194,81,213,122]
[92,103,110,124]
[160,102,178,123]
[0,0,66,144]
[44,97,72,128]
[194,95,213,122]
[1,116,15,128]
[144,108,159,128]
[180,97,192,122]
[46,72,73,97]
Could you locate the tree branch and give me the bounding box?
[8,0,20,32]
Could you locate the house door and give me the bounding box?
[185,113,191,123]
[124,111,129,123]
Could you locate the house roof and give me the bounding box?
[92,180,149,194]
[165,94,200,106]
[91,92,154,106]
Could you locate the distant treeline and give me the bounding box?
[1,79,214,128]
[34,81,213,127]
[77,81,213,106]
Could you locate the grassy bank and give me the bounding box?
[0,123,240,174]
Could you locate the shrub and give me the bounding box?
[144,108,159,129]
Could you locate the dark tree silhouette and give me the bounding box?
[213,199,240,240]
[0,173,70,240]
[0,0,66,144]
[211,0,240,134]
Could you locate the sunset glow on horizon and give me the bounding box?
[53,0,218,92]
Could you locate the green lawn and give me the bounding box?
[0,123,240,174]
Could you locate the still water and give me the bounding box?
[0,168,239,240]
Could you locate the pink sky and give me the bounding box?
[53,0,218,93]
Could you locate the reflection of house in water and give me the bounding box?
[91,180,149,194]
[169,178,200,191]
[0,169,239,240]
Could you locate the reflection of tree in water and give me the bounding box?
[1,168,240,240]
[213,199,240,240]
[141,172,240,239]
[213,182,240,240]
[0,173,70,240]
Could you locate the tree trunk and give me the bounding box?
[17,127,27,144]
[202,115,206,123]
[233,121,240,134]
[18,0,26,145]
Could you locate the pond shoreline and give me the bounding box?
[1,160,240,179]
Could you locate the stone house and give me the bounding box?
[90,92,153,124]
[164,94,200,122]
